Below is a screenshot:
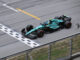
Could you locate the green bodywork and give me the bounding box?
[26,19,64,35]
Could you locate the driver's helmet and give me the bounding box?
[48,18,52,24]
[49,18,52,20]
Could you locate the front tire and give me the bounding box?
[26,25,33,31]
[21,28,26,37]
[37,30,44,37]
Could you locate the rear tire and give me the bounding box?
[64,21,72,28]
[64,17,71,21]
[37,30,44,37]
[26,25,33,31]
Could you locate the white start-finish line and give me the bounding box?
[3,4,18,12]
[0,24,40,48]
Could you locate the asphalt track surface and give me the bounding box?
[74,57,80,60]
[0,0,80,59]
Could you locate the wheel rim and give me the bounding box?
[37,30,44,37]
[65,22,72,28]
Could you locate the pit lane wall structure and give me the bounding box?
[0,33,80,60]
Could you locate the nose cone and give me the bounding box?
[26,34,37,39]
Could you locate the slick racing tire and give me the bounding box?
[64,21,72,28]
[21,28,26,37]
[37,30,44,37]
[26,25,33,31]
[54,15,65,19]
[64,17,72,21]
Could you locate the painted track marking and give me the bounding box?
[3,4,18,12]
[2,4,40,20]
[16,8,40,20]
[0,24,40,48]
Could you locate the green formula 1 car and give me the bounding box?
[21,15,72,39]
